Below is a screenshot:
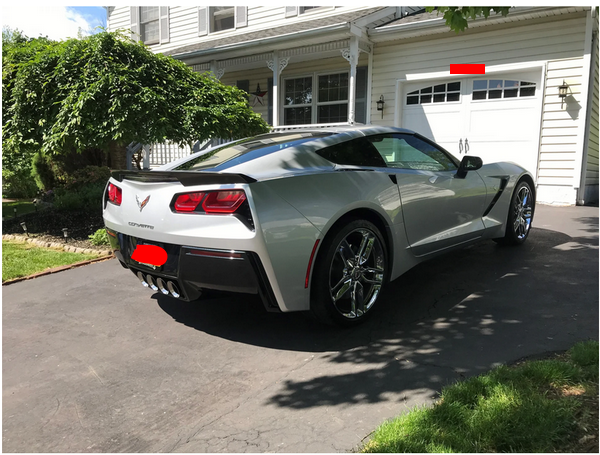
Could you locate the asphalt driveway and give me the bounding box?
[3,204,598,452]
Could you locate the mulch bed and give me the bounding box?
[2,208,106,250]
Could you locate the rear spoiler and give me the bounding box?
[111,170,257,186]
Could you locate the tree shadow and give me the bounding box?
[156,225,599,409]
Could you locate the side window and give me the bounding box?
[368,134,457,172]
[317,138,388,168]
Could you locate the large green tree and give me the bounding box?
[425,7,511,33]
[2,30,269,171]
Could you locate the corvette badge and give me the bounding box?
[136,195,150,212]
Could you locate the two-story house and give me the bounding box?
[106,6,598,206]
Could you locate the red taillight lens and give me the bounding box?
[174,192,205,212]
[108,183,122,205]
[202,190,247,214]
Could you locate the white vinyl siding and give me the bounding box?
[107,6,130,32]
[538,58,585,186]
[372,12,588,204]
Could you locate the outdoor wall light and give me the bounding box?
[376,95,385,119]
[20,222,28,236]
[558,80,569,99]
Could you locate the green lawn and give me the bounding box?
[361,340,599,453]
[2,200,36,218]
[2,240,101,282]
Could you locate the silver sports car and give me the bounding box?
[103,126,534,326]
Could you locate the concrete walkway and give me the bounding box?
[2,204,598,452]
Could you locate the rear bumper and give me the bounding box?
[106,228,280,312]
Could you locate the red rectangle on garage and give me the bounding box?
[450,64,486,74]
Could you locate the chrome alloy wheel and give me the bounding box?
[328,228,385,319]
[513,185,533,240]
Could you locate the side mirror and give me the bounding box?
[456,155,483,179]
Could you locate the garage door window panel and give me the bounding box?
[473,80,536,101]
[406,82,461,105]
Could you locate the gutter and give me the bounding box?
[172,22,351,61]
[368,7,585,41]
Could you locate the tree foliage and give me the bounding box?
[425,7,511,33]
[2,30,270,165]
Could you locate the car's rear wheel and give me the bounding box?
[310,219,387,326]
[495,179,534,246]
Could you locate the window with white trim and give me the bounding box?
[284,71,350,125]
[284,76,313,125]
[406,81,461,105]
[210,6,235,33]
[140,7,159,44]
[472,79,536,100]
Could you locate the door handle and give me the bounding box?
[465,138,470,154]
[459,138,463,154]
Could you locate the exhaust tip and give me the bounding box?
[157,278,170,295]
[167,281,181,299]
[137,271,149,287]
[146,274,159,291]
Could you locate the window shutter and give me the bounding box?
[198,6,208,36]
[159,7,170,43]
[130,7,140,41]
[235,6,248,28]
[285,6,298,18]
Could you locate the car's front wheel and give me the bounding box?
[310,219,387,326]
[495,179,534,245]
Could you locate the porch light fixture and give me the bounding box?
[20,222,28,236]
[376,95,385,119]
[558,80,569,99]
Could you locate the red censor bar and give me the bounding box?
[450,64,486,75]
[131,244,168,266]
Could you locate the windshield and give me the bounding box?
[174,132,334,171]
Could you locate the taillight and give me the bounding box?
[172,190,247,214]
[108,183,122,205]
[174,192,205,212]
[202,190,246,214]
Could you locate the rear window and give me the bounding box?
[174,132,333,171]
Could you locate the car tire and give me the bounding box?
[495,179,534,246]
[310,219,388,327]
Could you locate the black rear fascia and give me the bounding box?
[111,170,256,186]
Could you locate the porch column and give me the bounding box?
[267,52,290,127]
[342,36,359,125]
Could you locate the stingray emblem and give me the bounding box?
[136,195,151,212]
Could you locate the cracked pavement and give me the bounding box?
[3,204,598,452]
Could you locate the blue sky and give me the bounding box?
[2,6,107,40]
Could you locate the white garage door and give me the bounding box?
[402,69,543,179]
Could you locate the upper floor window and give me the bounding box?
[140,7,159,44]
[210,7,235,32]
[407,82,461,105]
[198,6,247,36]
[472,79,536,100]
[131,7,170,45]
[286,6,333,17]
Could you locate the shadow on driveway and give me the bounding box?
[156,221,598,410]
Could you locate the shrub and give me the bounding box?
[88,228,109,246]
[2,168,38,198]
[53,183,105,211]
[31,152,56,191]
[63,165,111,191]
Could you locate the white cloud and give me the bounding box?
[2,6,101,40]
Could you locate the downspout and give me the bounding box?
[577,11,598,205]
